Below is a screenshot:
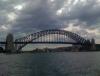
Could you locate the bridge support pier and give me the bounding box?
[90,38,96,51]
[5,33,15,53]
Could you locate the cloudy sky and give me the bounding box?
[0,0,100,44]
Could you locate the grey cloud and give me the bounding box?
[0,0,100,43]
[11,0,62,33]
[59,0,100,26]
[3,0,100,29]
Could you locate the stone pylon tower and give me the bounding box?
[91,38,96,51]
[5,33,15,53]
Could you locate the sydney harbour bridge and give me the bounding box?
[0,29,96,53]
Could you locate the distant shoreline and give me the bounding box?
[0,44,100,53]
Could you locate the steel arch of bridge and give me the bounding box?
[15,29,91,51]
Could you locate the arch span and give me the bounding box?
[15,29,91,51]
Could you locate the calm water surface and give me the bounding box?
[0,52,100,76]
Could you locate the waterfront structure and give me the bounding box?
[15,29,93,52]
[5,33,14,53]
[90,38,96,51]
[0,29,95,52]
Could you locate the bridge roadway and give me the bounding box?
[0,41,88,45]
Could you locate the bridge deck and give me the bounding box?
[0,42,85,45]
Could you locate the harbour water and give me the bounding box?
[0,52,100,76]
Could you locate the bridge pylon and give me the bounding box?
[5,33,15,53]
[90,38,96,51]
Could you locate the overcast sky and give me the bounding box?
[0,0,100,44]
